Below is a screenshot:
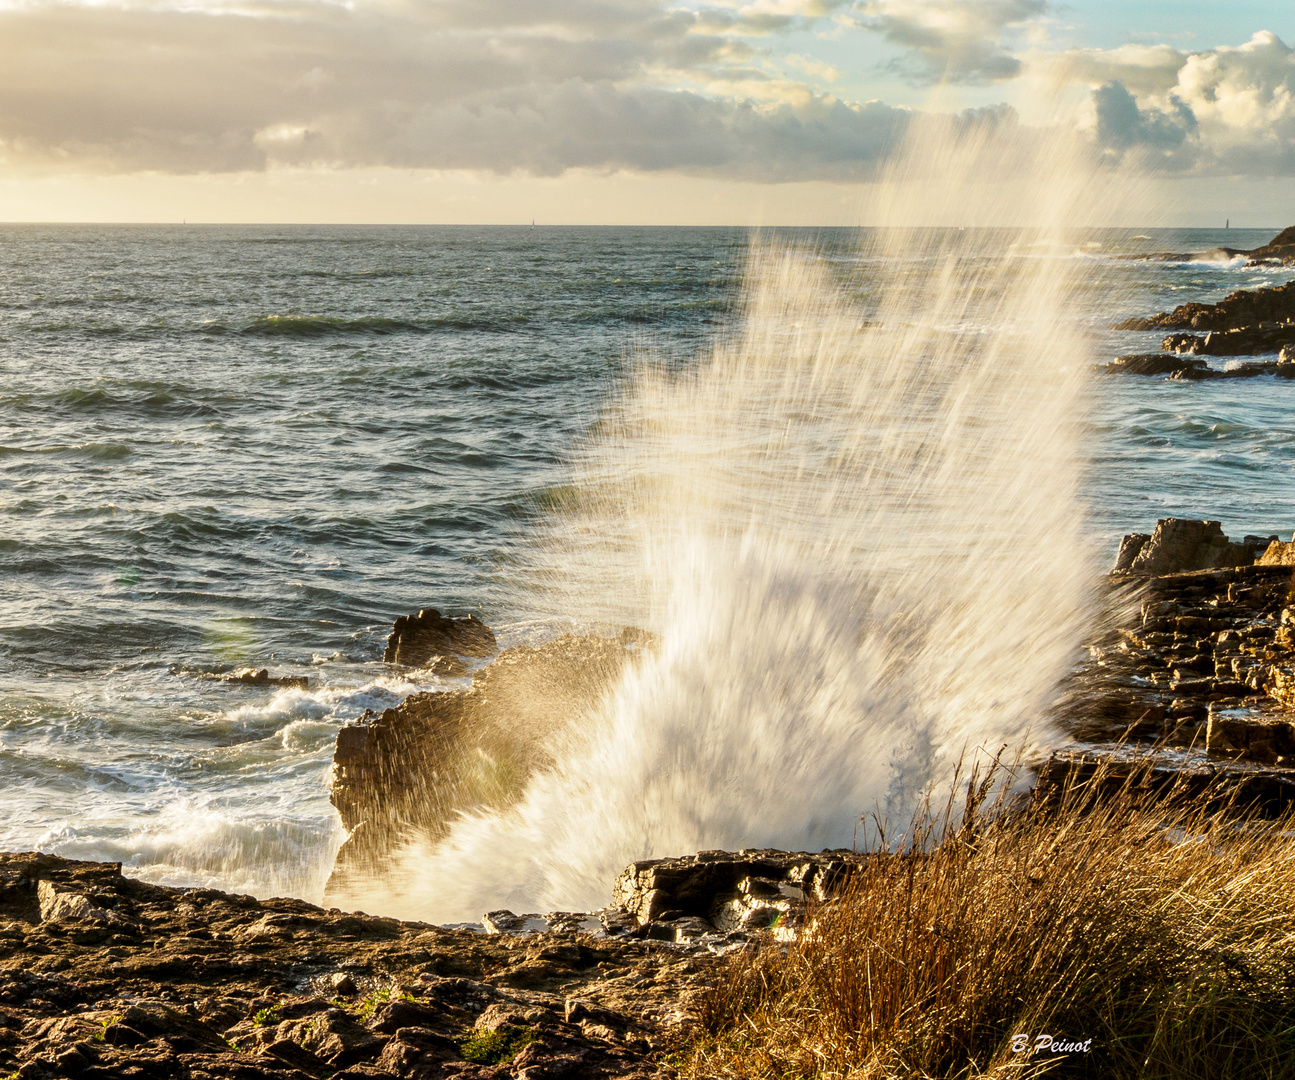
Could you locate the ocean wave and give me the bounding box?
[9,312,529,339]
[0,442,128,460]
[33,807,344,901]
[234,314,527,337]
[8,384,224,420]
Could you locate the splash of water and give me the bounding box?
[366,126,1111,922]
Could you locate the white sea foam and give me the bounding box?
[354,124,1116,922]
[36,798,345,902]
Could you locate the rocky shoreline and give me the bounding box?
[8,245,1295,1079]
[0,849,713,1080]
[0,843,891,1079]
[1106,230,1295,380]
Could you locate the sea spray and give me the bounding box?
[348,129,1115,922]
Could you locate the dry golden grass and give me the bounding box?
[684,759,1295,1079]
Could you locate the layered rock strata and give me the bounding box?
[1045,520,1295,810]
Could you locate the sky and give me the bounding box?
[1,0,1294,224]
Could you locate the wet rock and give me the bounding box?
[1119,278,1295,331]
[328,634,646,907]
[1160,325,1295,357]
[227,668,310,690]
[383,610,496,668]
[1104,353,1209,378]
[325,971,359,996]
[425,655,469,678]
[483,911,545,936]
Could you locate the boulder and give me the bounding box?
[1258,540,1295,566]
[609,850,866,935]
[226,668,309,689]
[1117,519,1272,575]
[383,609,496,667]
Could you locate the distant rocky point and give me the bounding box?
[1119,225,1295,268]
[1108,269,1295,377]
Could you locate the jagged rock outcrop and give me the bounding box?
[329,631,654,906]
[383,609,497,668]
[0,851,699,1080]
[1115,278,1295,332]
[1161,325,1295,357]
[1259,540,1295,566]
[1111,519,1274,575]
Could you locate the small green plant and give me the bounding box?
[224,1036,247,1053]
[251,1003,282,1027]
[356,986,414,1022]
[459,1025,537,1065]
[92,1015,121,1043]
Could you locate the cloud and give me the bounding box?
[1082,82,1191,163]
[853,0,1049,83]
[1049,31,1295,176]
[0,0,1021,180]
[7,0,1290,184]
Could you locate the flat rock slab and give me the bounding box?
[1059,542,1295,795]
[0,851,710,1080]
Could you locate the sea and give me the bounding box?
[2,224,1294,903]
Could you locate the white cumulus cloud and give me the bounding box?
[1047,31,1295,175]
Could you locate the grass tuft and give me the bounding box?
[684,755,1295,1079]
[459,1024,537,1065]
